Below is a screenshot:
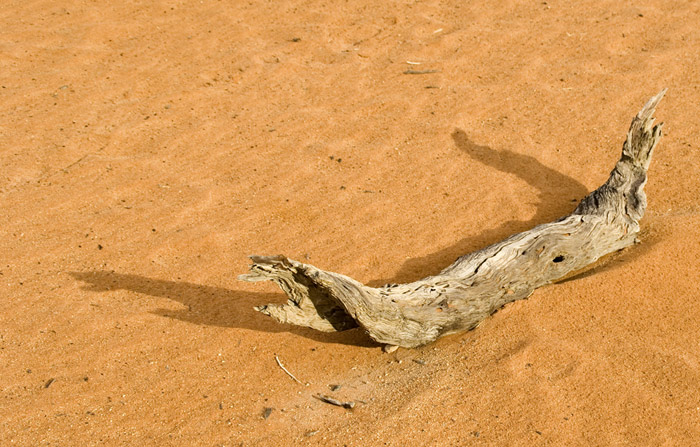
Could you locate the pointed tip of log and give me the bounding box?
[638,88,667,121]
[617,90,666,173]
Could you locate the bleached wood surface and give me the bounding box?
[240,91,665,348]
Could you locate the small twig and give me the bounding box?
[313,394,356,409]
[403,69,439,75]
[275,355,303,384]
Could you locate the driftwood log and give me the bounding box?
[240,91,666,348]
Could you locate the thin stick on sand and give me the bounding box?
[275,355,303,384]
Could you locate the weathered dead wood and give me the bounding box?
[240,91,666,348]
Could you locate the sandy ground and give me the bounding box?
[2,0,700,445]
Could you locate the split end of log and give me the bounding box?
[240,91,667,348]
[239,255,360,333]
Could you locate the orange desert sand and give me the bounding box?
[2,1,700,446]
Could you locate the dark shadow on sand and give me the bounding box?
[70,271,377,347]
[71,129,642,344]
[369,129,590,286]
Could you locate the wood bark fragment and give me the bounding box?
[240,91,666,348]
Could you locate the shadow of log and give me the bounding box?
[71,129,653,345]
[369,129,590,285]
[70,271,376,347]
